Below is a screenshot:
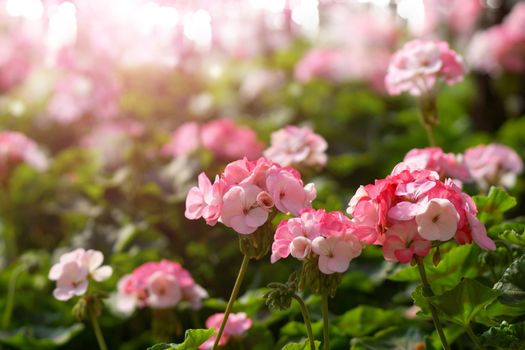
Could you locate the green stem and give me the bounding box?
[321,293,330,350]
[89,304,108,350]
[292,295,316,350]
[417,112,436,147]
[416,257,450,350]
[212,254,250,350]
[465,325,485,350]
[2,264,26,328]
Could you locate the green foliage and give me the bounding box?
[494,255,525,306]
[281,340,320,350]
[0,324,84,348]
[480,321,525,349]
[473,187,517,225]
[350,327,426,350]
[338,306,401,338]
[147,329,214,350]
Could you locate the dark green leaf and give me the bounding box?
[147,328,214,350]
[480,321,525,349]
[338,305,400,337]
[281,340,320,350]
[494,255,525,306]
[350,327,426,350]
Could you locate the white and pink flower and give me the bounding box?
[200,312,252,350]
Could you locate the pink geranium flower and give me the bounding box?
[185,173,224,225]
[312,235,362,274]
[264,125,328,168]
[221,183,269,234]
[48,249,113,301]
[116,260,207,313]
[385,39,465,96]
[200,312,252,350]
[383,221,431,263]
[464,143,523,190]
[0,131,48,178]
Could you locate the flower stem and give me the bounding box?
[321,293,330,350]
[416,257,450,350]
[89,304,108,350]
[212,254,250,350]
[2,264,25,328]
[292,295,316,350]
[465,325,485,350]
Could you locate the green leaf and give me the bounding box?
[0,324,84,348]
[281,340,321,350]
[494,255,525,306]
[411,286,431,317]
[350,327,426,350]
[338,305,400,337]
[147,329,214,350]
[480,321,525,349]
[389,244,479,294]
[428,278,500,327]
[473,187,517,224]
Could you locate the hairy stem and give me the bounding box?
[89,304,108,350]
[416,257,450,350]
[292,294,316,350]
[321,293,330,350]
[212,254,250,350]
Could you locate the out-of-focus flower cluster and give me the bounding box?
[116,259,207,313]
[185,157,316,234]
[0,131,48,179]
[200,312,252,350]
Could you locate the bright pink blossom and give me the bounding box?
[49,249,113,301]
[266,168,316,216]
[185,173,224,225]
[264,126,328,168]
[0,131,48,178]
[221,183,269,234]
[312,235,362,274]
[385,39,465,96]
[200,312,252,350]
[115,260,207,313]
[464,143,523,190]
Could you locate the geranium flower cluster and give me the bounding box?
[185,157,316,234]
[0,131,48,179]
[385,39,465,96]
[271,209,363,275]
[116,260,207,313]
[347,168,496,264]
[200,312,252,350]
[163,119,263,161]
[393,147,470,183]
[468,3,525,74]
[465,143,524,190]
[264,126,328,168]
[49,249,113,301]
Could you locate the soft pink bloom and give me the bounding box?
[294,49,347,83]
[419,0,482,37]
[347,168,496,252]
[200,312,252,350]
[415,198,460,241]
[185,173,224,225]
[116,260,207,313]
[396,147,470,182]
[162,122,201,157]
[0,30,33,93]
[385,39,465,96]
[264,126,328,168]
[201,119,263,161]
[220,183,269,234]
[383,221,431,263]
[48,248,113,301]
[266,168,316,215]
[312,235,362,275]
[0,131,48,177]
[464,143,524,190]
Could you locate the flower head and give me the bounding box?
[200,312,252,350]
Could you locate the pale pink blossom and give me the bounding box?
[49,248,113,301]
[266,168,316,215]
[116,260,207,313]
[464,143,524,190]
[294,49,347,83]
[312,235,362,275]
[185,173,224,225]
[415,199,459,241]
[0,30,33,93]
[383,221,431,263]
[0,131,48,177]
[385,40,465,96]
[200,312,252,350]
[220,183,269,234]
[396,147,470,182]
[264,126,328,168]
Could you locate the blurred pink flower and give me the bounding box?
[385,39,465,96]
[48,248,112,301]
[0,131,48,178]
[200,312,252,350]
[116,260,207,313]
[162,122,201,157]
[464,143,524,190]
[264,126,328,168]
[0,31,33,93]
[294,49,346,83]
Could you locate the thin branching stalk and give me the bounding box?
[291,294,316,350]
